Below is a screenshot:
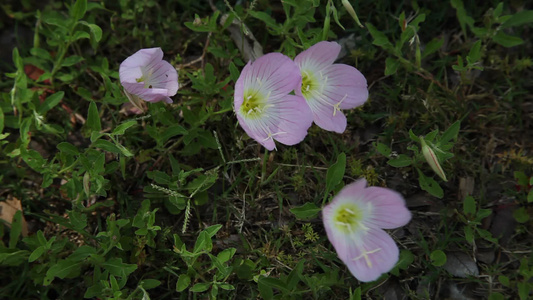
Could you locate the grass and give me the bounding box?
[0,0,532,299]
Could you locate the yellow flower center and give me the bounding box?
[301,71,318,99]
[333,203,367,233]
[240,90,270,119]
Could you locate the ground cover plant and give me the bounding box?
[0,0,532,299]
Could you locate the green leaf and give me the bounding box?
[57,142,79,155]
[422,37,444,58]
[430,250,447,266]
[93,139,121,154]
[229,62,240,82]
[439,120,461,145]
[176,274,191,292]
[61,55,84,67]
[112,120,137,135]
[464,225,474,244]
[513,207,530,223]
[463,196,476,216]
[68,210,87,231]
[141,279,161,290]
[384,57,399,76]
[387,154,412,167]
[366,23,393,49]
[44,260,83,285]
[248,11,280,31]
[87,101,101,132]
[0,106,4,133]
[501,10,533,29]
[418,169,444,198]
[258,280,274,300]
[467,40,482,64]
[190,283,211,292]
[71,0,87,20]
[87,24,102,42]
[326,153,346,193]
[9,210,23,248]
[493,31,524,48]
[376,142,392,157]
[290,202,321,219]
[28,246,45,262]
[102,258,137,277]
[38,91,64,114]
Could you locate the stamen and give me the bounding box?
[353,248,382,268]
[344,208,355,215]
[333,94,348,116]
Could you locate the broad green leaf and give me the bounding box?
[61,55,84,67]
[422,37,444,58]
[38,91,64,114]
[366,23,393,49]
[87,101,101,132]
[93,139,121,154]
[57,142,79,155]
[467,40,482,64]
[9,211,23,248]
[326,153,346,193]
[418,170,443,198]
[190,283,211,292]
[28,246,45,262]
[112,120,137,135]
[501,10,533,29]
[463,196,476,216]
[493,31,524,48]
[44,260,83,285]
[430,250,447,266]
[376,142,391,157]
[176,274,191,292]
[71,0,87,20]
[102,258,137,277]
[439,120,461,145]
[387,154,412,167]
[290,202,321,219]
[141,279,161,290]
[384,57,399,75]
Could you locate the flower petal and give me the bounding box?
[342,228,400,282]
[120,48,163,83]
[270,95,313,146]
[144,60,179,96]
[235,113,276,151]
[322,64,368,110]
[242,53,302,100]
[122,82,172,103]
[294,41,341,73]
[360,186,411,229]
[305,93,347,133]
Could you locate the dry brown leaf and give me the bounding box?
[0,196,29,237]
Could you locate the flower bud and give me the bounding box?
[421,138,447,181]
[342,0,364,28]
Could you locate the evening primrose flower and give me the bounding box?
[322,179,411,282]
[295,41,368,133]
[119,47,179,108]
[234,53,313,150]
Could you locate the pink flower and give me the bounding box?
[234,53,313,150]
[119,47,179,107]
[322,179,411,282]
[295,41,368,133]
